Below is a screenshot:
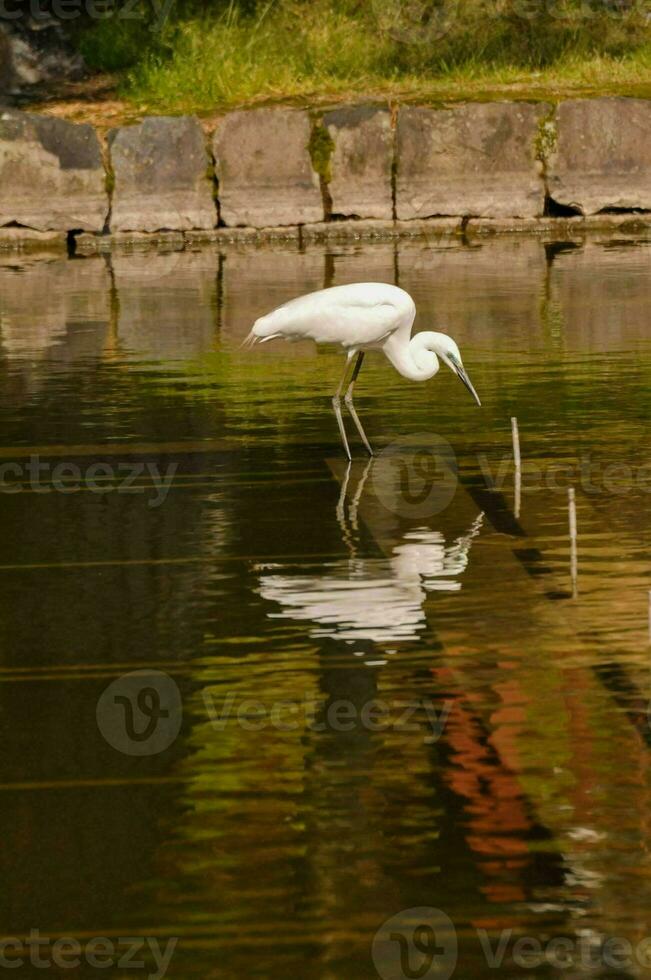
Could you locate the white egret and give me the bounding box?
[243,282,481,459]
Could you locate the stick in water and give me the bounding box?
[568,487,578,598]
[511,416,521,470]
[511,417,521,518]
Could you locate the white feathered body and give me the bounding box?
[248,282,416,352]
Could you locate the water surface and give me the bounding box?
[1,233,651,978]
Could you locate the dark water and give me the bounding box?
[2,234,651,978]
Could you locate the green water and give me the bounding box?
[1,234,651,978]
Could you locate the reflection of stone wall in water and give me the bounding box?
[325,243,396,289]
[547,242,651,351]
[0,253,111,383]
[0,248,226,386]
[114,250,218,360]
[220,246,324,349]
[399,238,549,351]
[3,238,651,379]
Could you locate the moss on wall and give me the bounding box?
[535,111,557,167]
[308,120,335,185]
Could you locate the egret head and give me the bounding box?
[432,334,481,407]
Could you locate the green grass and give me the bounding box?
[77,0,651,114]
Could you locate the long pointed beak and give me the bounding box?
[456,365,481,406]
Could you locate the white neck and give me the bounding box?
[382,331,441,382]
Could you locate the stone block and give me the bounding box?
[323,105,393,219]
[213,108,322,227]
[0,109,107,231]
[396,102,547,219]
[109,115,216,232]
[547,98,651,214]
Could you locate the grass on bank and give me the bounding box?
[75,0,651,116]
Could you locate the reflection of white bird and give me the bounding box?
[243,282,481,459]
[256,514,484,645]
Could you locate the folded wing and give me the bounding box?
[249,282,414,350]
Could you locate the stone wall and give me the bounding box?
[1,96,651,244]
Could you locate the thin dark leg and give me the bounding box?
[344,351,373,456]
[332,354,354,460]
